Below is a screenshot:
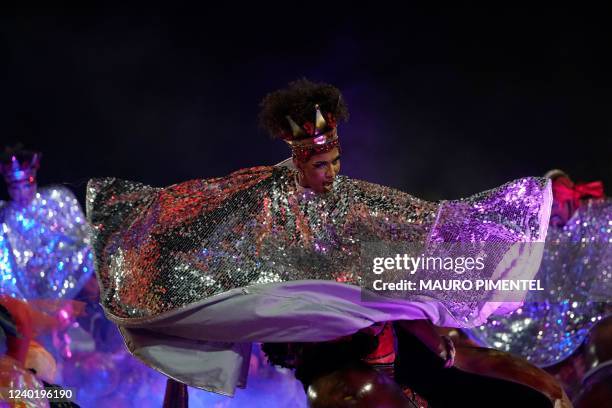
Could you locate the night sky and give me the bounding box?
[1,6,610,204]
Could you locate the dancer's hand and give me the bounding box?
[396,319,455,368]
[439,335,456,368]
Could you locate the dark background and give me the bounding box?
[1,6,610,205]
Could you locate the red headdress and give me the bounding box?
[551,176,605,211]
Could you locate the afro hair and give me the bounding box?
[258,78,349,139]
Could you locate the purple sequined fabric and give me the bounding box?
[0,186,94,300]
[471,199,611,367]
[87,166,550,324]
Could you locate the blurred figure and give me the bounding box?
[0,146,94,301]
[471,170,610,403]
[547,169,605,228]
[0,145,96,375]
[0,146,170,407]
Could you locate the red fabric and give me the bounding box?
[0,297,33,364]
[0,296,84,364]
[552,178,605,210]
[364,322,396,365]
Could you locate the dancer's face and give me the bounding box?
[294,148,341,194]
[7,178,37,206]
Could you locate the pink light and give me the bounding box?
[313,135,326,145]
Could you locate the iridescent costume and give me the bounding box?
[0,186,94,300]
[471,198,611,367]
[0,201,23,299]
[86,165,551,395]
[0,150,179,406]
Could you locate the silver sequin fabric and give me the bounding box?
[86,166,550,322]
[471,199,611,366]
[0,186,94,300]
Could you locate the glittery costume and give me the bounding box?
[0,186,94,300]
[471,198,611,367]
[0,200,23,299]
[86,165,551,395]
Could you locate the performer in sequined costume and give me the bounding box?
[0,148,94,301]
[0,202,22,299]
[0,147,92,373]
[470,170,611,401]
[0,148,167,406]
[87,80,571,407]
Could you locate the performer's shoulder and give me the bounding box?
[38,184,80,203]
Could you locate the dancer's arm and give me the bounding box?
[396,319,455,368]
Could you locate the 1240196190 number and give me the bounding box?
[5,388,74,402]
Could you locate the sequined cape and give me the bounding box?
[0,186,94,300]
[471,198,611,367]
[86,165,551,395]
